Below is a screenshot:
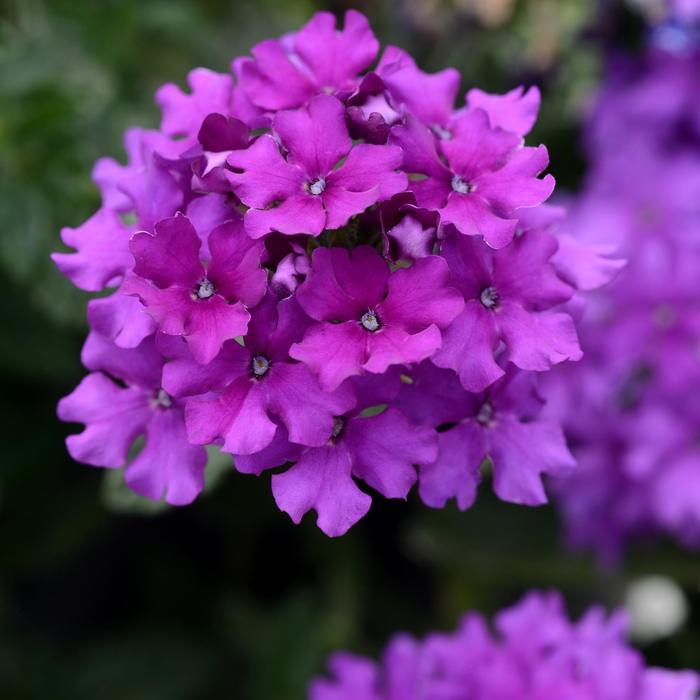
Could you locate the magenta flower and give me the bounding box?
[53,10,604,531]
[391,109,554,248]
[311,591,699,700]
[396,362,575,508]
[236,10,379,110]
[227,94,407,237]
[433,227,582,392]
[57,332,206,505]
[290,245,464,391]
[163,295,355,456]
[234,373,437,536]
[124,213,266,364]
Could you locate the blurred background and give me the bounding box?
[0,0,698,697]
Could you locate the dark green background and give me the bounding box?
[0,1,697,697]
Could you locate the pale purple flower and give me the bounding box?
[396,362,576,508]
[124,213,266,364]
[290,245,464,391]
[227,94,407,237]
[57,332,206,505]
[310,590,699,700]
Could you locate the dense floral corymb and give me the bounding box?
[53,10,610,534]
[310,590,699,700]
[548,40,700,560]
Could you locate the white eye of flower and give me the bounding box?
[451,175,474,194]
[251,354,271,378]
[308,177,326,195]
[196,278,215,299]
[475,402,494,425]
[154,388,173,409]
[331,417,345,439]
[480,286,499,309]
[360,310,380,332]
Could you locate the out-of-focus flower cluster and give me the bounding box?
[54,11,614,536]
[549,40,700,559]
[311,590,699,699]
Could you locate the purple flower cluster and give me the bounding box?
[548,45,700,559]
[54,11,607,535]
[310,590,698,700]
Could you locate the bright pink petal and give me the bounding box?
[130,214,203,288]
[498,302,582,372]
[432,303,504,392]
[490,414,576,505]
[265,362,356,447]
[271,445,371,537]
[58,373,151,468]
[226,134,305,208]
[475,146,555,211]
[345,408,436,499]
[206,219,267,304]
[87,291,156,349]
[125,407,207,505]
[244,193,326,238]
[379,255,464,332]
[440,193,517,249]
[363,325,442,374]
[466,86,541,136]
[296,246,389,322]
[273,94,351,176]
[444,109,521,176]
[493,230,574,309]
[293,10,379,91]
[185,377,276,455]
[418,422,485,510]
[290,321,367,392]
[52,208,132,291]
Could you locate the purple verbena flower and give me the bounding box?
[390,110,554,248]
[290,245,464,391]
[124,213,266,364]
[227,94,407,237]
[58,332,206,505]
[310,590,699,700]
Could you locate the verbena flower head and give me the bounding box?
[53,11,611,534]
[310,590,699,699]
[548,44,700,560]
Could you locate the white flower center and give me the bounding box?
[479,286,499,309]
[451,175,473,194]
[360,310,380,332]
[309,177,326,195]
[475,402,494,425]
[251,354,271,378]
[432,124,452,140]
[196,278,215,299]
[154,388,173,409]
[331,417,345,439]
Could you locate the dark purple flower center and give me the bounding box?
[451,175,474,194]
[195,278,215,300]
[251,354,271,378]
[308,177,326,196]
[360,309,380,332]
[153,388,173,410]
[479,286,499,309]
[475,401,494,425]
